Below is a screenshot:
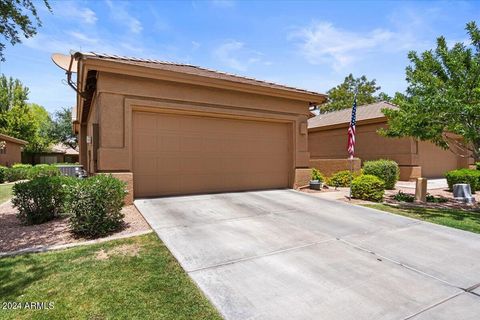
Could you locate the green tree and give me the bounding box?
[0,75,29,112]
[321,74,389,112]
[0,75,53,152]
[0,0,51,61]
[382,21,480,162]
[50,107,77,150]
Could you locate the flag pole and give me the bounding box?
[348,87,358,201]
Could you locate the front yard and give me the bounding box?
[0,233,222,320]
[364,203,480,234]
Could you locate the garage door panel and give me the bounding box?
[134,134,157,153]
[133,111,291,197]
[133,156,157,175]
[159,135,181,152]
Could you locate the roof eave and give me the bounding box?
[78,56,327,104]
[308,116,387,132]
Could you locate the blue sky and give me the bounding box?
[1,0,479,113]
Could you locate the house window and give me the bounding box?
[0,141,6,154]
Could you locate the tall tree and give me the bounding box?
[0,75,28,112]
[50,107,77,150]
[321,74,389,113]
[0,75,53,152]
[0,0,51,61]
[382,21,480,162]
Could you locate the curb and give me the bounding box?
[0,229,153,258]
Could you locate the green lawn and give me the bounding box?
[364,204,480,234]
[0,184,13,204]
[0,233,222,320]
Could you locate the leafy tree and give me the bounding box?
[0,75,28,112]
[50,107,77,150]
[321,74,389,112]
[0,0,51,61]
[382,21,480,162]
[29,103,54,152]
[0,75,53,152]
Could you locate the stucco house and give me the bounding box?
[308,101,471,180]
[54,52,326,200]
[0,133,27,167]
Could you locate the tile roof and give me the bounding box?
[50,143,79,155]
[78,52,327,99]
[308,101,398,129]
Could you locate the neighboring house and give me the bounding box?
[55,52,326,199]
[23,143,79,165]
[308,101,471,180]
[0,133,27,167]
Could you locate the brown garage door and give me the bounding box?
[133,111,291,197]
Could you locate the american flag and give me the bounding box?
[347,95,357,158]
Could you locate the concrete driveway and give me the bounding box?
[135,189,480,320]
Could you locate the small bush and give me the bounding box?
[351,174,385,202]
[66,174,127,238]
[362,159,400,190]
[311,168,324,182]
[12,176,73,225]
[426,194,448,203]
[5,164,32,182]
[327,170,355,187]
[445,169,480,193]
[393,191,414,202]
[28,164,61,179]
[0,166,7,183]
[476,162,480,170]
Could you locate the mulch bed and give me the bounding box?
[0,201,151,253]
[384,188,480,211]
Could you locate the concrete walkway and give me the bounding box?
[135,189,480,320]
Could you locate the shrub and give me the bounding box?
[445,169,480,193]
[12,176,73,225]
[0,166,7,183]
[28,164,61,179]
[5,164,32,182]
[393,191,414,202]
[327,170,355,187]
[476,162,480,170]
[311,168,324,182]
[362,159,400,190]
[351,174,385,202]
[426,194,448,203]
[66,174,127,238]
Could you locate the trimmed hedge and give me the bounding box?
[362,159,399,190]
[12,176,74,225]
[445,169,480,193]
[0,166,7,184]
[311,168,325,182]
[3,164,61,182]
[327,170,355,187]
[351,174,385,202]
[66,174,127,238]
[28,164,61,179]
[5,164,32,182]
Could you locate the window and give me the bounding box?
[0,141,6,154]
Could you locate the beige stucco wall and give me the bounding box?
[417,140,464,178]
[309,122,417,167]
[0,141,23,167]
[81,71,312,190]
[309,120,469,179]
[310,158,361,177]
